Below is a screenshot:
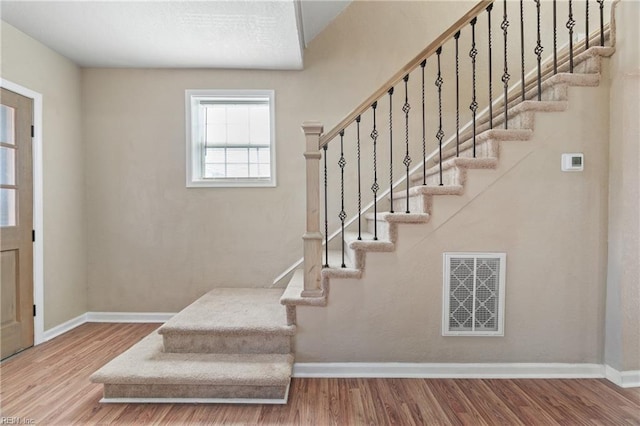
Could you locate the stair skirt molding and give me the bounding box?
[99,385,290,405]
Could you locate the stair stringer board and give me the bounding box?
[292,66,611,363]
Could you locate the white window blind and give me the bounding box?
[186,90,276,187]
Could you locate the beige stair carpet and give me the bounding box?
[90,332,293,401]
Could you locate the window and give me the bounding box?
[186,90,276,187]
[442,252,506,336]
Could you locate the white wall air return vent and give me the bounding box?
[443,253,506,336]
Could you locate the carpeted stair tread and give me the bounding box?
[280,269,327,307]
[412,155,498,184]
[90,332,294,387]
[432,129,532,165]
[470,100,569,138]
[519,72,601,103]
[364,211,431,223]
[159,288,295,336]
[392,184,464,201]
[344,231,394,252]
[322,249,362,278]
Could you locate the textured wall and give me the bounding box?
[296,76,611,363]
[82,1,485,312]
[0,22,87,329]
[605,0,640,372]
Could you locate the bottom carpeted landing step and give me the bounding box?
[90,332,293,404]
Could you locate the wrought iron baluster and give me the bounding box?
[568,0,575,73]
[535,0,543,101]
[435,47,444,186]
[520,0,525,101]
[371,102,379,241]
[487,3,494,129]
[402,75,411,214]
[421,60,427,184]
[469,18,478,158]
[597,0,604,46]
[455,32,461,156]
[585,0,590,50]
[338,130,347,268]
[388,87,394,213]
[554,0,558,74]
[323,145,329,267]
[356,115,362,240]
[502,0,510,129]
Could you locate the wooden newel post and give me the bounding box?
[301,122,324,297]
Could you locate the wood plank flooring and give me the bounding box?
[1,323,638,425]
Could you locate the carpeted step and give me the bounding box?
[280,269,327,309]
[341,231,394,269]
[321,249,362,279]
[389,184,464,214]
[469,100,568,143]
[432,129,532,166]
[90,332,293,404]
[158,288,295,354]
[365,211,430,242]
[416,140,500,185]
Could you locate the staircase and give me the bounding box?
[90,289,294,403]
[91,0,618,403]
[281,45,613,308]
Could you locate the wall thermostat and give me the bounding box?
[561,153,584,171]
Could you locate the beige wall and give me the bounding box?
[0,22,87,329]
[82,1,485,312]
[296,76,611,362]
[605,0,640,372]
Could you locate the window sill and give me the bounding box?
[186,178,277,188]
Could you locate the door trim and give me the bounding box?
[1,79,44,345]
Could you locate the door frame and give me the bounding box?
[1,79,44,345]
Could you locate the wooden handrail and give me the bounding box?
[319,0,494,147]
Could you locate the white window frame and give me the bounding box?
[185,89,276,188]
[442,252,507,337]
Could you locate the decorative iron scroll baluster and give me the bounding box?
[585,0,590,50]
[535,0,543,101]
[338,130,346,268]
[323,145,329,268]
[568,0,575,72]
[502,0,510,129]
[371,102,379,241]
[421,59,427,184]
[487,3,494,129]
[554,0,558,74]
[356,115,362,240]
[455,32,461,156]
[597,0,604,46]
[388,87,394,213]
[469,17,478,158]
[435,47,444,186]
[520,0,525,101]
[402,75,411,214]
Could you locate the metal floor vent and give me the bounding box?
[442,253,506,336]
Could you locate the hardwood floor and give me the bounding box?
[1,323,638,425]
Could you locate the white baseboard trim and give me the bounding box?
[42,313,87,342]
[292,362,606,379]
[86,312,176,323]
[100,383,290,405]
[40,312,176,343]
[605,365,640,388]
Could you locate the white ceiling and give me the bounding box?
[0,0,351,70]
